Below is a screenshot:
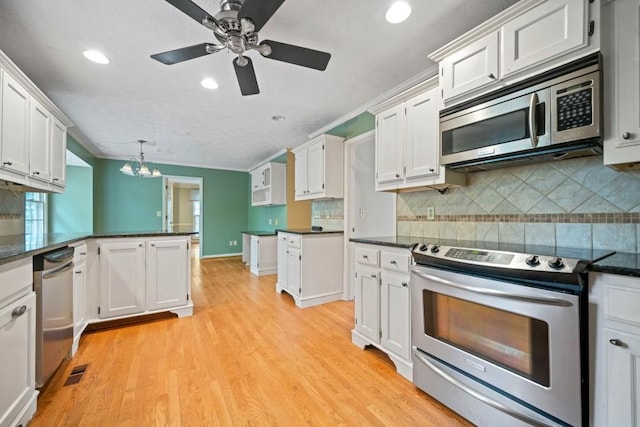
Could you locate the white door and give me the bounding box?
[73,262,86,341]
[405,88,440,180]
[605,329,640,427]
[99,240,146,318]
[0,292,35,427]
[146,239,188,310]
[277,233,288,289]
[616,0,640,147]
[165,181,174,232]
[29,98,52,182]
[307,140,325,195]
[294,149,308,198]
[501,0,586,77]
[287,248,301,296]
[375,104,404,185]
[50,117,66,186]
[380,274,410,360]
[250,235,260,273]
[0,70,30,176]
[355,269,380,343]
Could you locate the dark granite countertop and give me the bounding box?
[350,235,640,277]
[276,228,344,235]
[0,231,195,266]
[241,230,277,236]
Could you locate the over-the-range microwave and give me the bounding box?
[440,53,602,172]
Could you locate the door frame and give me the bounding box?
[162,175,204,259]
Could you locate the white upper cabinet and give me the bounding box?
[250,162,286,206]
[602,0,640,169]
[29,98,52,182]
[371,80,465,192]
[292,134,344,201]
[0,50,72,192]
[501,0,587,77]
[0,70,30,176]
[430,0,598,107]
[440,32,499,101]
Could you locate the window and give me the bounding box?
[25,192,47,235]
[192,200,200,234]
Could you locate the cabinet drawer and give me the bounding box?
[380,251,410,273]
[0,258,33,308]
[606,285,640,326]
[287,235,301,249]
[73,243,88,264]
[355,247,379,267]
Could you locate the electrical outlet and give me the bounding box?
[274,219,278,226]
[426,206,435,220]
[229,241,233,246]
[156,211,162,217]
[233,240,237,246]
[268,218,273,225]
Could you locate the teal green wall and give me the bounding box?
[93,159,249,257]
[67,134,98,167]
[48,165,94,233]
[326,112,375,139]
[248,204,287,231]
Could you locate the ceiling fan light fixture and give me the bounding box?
[201,78,219,89]
[83,50,110,64]
[120,162,135,176]
[385,1,412,24]
[120,140,162,178]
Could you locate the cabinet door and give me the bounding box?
[294,148,308,198]
[73,263,86,340]
[50,117,66,187]
[380,274,410,360]
[502,0,586,77]
[440,32,499,101]
[146,239,189,311]
[250,167,263,190]
[605,329,640,427]
[376,104,404,185]
[0,70,30,175]
[29,98,52,182]
[277,234,288,289]
[355,268,380,343]
[307,140,325,195]
[98,240,146,318]
[0,291,35,427]
[287,248,301,296]
[405,88,439,180]
[250,235,259,273]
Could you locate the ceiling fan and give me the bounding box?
[151,0,332,96]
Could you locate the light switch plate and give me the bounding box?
[426,207,435,220]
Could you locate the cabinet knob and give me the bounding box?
[32,171,40,175]
[370,274,377,278]
[150,243,155,247]
[402,282,408,287]
[609,338,625,347]
[362,254,368,259]
[429,168,435,172]
[75,271,82,275]
[2,161,12,166]
[81,252,87,256]
[139,244,143,247]
[488,73,496,79]
[53,178,59,182]
[623,132,633,140]
[395,174,400,178]
[11,305,27,318]
[390,260,397,265]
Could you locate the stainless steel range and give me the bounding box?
[411,242,608,427]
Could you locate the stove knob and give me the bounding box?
[431,245,440,253]
[525,255,540,266]
[548,257,564,269]
[419,243,428,252]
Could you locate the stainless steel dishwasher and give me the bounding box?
[33,246,74,387]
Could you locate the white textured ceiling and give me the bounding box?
[0,0,518,171]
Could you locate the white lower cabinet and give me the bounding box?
[0,258,38,427]
[89,236,193,322]
[589,272,640,426]
[276,231,344,308]
[71,242,87,355]
[249,235,277,276]
[351,243,412,380]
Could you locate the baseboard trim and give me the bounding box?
[202,252,242,259]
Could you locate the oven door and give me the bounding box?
[410,265,581,427]
[440,88,551,166]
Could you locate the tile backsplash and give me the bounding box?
[0,188,24,236]
[312,199,344,230]
[398,157,640,252]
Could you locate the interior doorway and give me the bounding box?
[162,175,203,259]
[343,130,396,299]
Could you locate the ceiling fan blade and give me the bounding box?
[151,43,214,64]
[233,56,260,96]
[238,0,285,32]
[164,0,215,25]
[260,40,331,71]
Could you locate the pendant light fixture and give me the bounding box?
[120,140,162,178]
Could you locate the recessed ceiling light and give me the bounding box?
[386,1,411,24]
[272,115,285,121]
[83,50,109,64]
[201,78,219,90]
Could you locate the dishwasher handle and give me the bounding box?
[42,262,73,280]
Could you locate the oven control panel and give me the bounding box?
[412,244,582,273]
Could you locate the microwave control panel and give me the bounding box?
[556,86,593,131]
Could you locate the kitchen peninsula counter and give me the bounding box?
[0,231,194,266]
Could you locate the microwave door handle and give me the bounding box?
[413,350,553,427]
[529,92,539,148]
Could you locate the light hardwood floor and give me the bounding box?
[30,249,470,426]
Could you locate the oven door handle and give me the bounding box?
[413,349,552,427]
[529,92,539,148]
[412,270,573,307]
